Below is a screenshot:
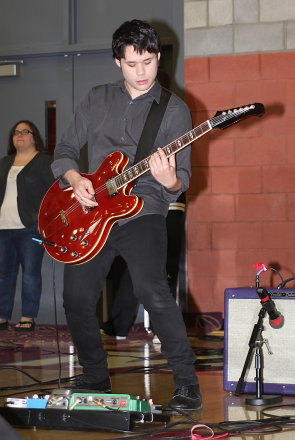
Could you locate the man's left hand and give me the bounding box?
[149,148,181,192]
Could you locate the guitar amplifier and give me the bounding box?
[223,287,295,395]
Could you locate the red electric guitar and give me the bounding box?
[38,103,265,265]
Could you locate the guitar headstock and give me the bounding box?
[211,103,265,130]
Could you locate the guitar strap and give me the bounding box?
[133,87,172,166]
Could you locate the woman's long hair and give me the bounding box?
[7,120,47,155]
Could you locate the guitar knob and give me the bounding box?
[71,251,78,258]
[81,240,88,246]
[61,247,67,253]
[70,235,77,241]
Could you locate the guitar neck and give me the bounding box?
[109,103,261,192]
[113,120,212,191]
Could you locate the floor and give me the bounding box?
[0,323,295,440]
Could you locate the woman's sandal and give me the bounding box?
[15,321,35,332]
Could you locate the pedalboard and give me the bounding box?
[0,389,170,431]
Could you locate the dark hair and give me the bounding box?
[112,19,161,60]
[8,120,47,155]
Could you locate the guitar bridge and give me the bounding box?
[89,194,98,211]
[60,211,68,226]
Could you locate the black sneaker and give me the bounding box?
[70,376,112,392]
[168,384,202,412]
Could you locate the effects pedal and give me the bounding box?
[1,389,170,431]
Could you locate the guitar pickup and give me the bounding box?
[105,179,119,198]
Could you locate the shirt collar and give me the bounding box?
[116,78,162,104]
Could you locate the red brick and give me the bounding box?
[287,194,295,220]
[236,194,287,221]
[284,106,295,137]
[236,249,289,278]
[184,52,295,316]
[212,222,262,249]
[186,194,235,222]
[235,80,286,109]
[191,110,212,129]
[194,138,235,167]
[185,57,209,84]
[185,82,234,112]
[188,166,211,195]
[261,106,287,137]
[191,139,210,167]
[263,165,295,193]
[286,80,295,106]
[213,278,241,312]
[187,249,236,278]
[211,166,261,194]
[225,276,254,289]
[261,52,295,80]
[262,222,295,248]
[209,54,260,82]
[236,136,287,166]
[187,250,218,278]
[187,221,211,250]
[186,195,196,219]
[286,137,295,163]
[187,277,214,309]
[285,251,295,281]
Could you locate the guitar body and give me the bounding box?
[38,152,143,265]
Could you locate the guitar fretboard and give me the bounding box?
[113,120,212,191]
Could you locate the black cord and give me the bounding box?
[266,266,284,283]
[0,366,43,384]
[278,276,295,289]
[261,403,295,418]
[52,259,62,388]
[0,341,24,351]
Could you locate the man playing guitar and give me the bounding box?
[51,19,202,412]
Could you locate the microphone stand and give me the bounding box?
[234,274,283,405]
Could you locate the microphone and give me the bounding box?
[256,287,284,329]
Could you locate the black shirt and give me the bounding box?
[52,79,192,223]
[0,152,55,227]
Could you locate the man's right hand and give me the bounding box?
[63,169,98,207]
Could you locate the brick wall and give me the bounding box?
[184,51,295,314]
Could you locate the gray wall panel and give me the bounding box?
[0,0,64,49]
[76,0,176,44]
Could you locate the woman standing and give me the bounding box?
[0,120,55,331]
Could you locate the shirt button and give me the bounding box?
[121,137,124,141]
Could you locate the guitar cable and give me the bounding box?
[51,258,62,389]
